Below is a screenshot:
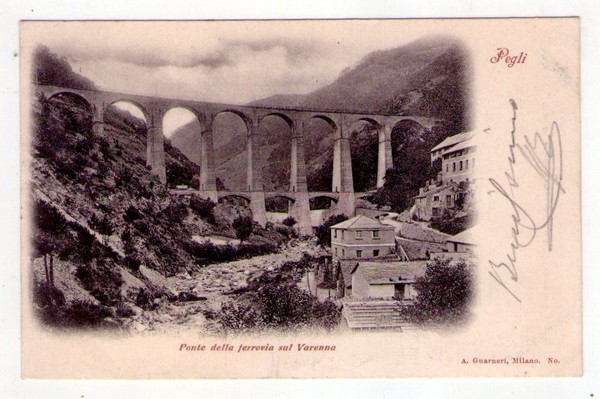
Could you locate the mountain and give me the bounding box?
[169,36,471,195]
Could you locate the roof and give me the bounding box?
[331,215,394,230]
[447,227,477,245]
[443,137,475,155]
[414,182,458,199]
[351,261,428,285]
[431,131,474,153]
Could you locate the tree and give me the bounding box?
[282,216,297,227]
[315,214,349,248]
[90,214,114,245]
[400,258,474,327]
[232,215,253,244]
[31,200,67,303]
[123,205,141,223]
[189,195,216,224]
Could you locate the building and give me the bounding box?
[430,226,477,261]
[440,137,476,185]
[340,260,428,329]
[414,131,476,221]
[430,131,474,164]
[330,215,396,262]
[414,182,461,220]
[350,261,428,300]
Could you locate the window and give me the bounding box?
[453,162,456,172]
[446,164,449,173]
[355,231,362,239]
[372,230,379,239]
[342,249,345,257]
[341,230,345,240]
[459,161,463,171]
[333,229,337,238]
[335,247,338,256]
[433,195,439,202]
[356,250,363,258]
[446,195,452,206]
[465,159,469,169]
[373,249,380,257]
[432,207,440,217]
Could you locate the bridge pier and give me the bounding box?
[91,101,105,135]
[250,191,267,227]
[146,108,167,184]
[377,124,393,188]
[332,125,355,217]
[290,192,312,235]
[247,119,267,226]
[200,129,218,201]
[290,123,312,235]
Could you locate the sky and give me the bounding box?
[26,20,442,136]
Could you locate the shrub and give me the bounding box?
[124,255,141,272]
[233,215,253,243]
[163,202,188,223]
[135,288,157,310]
[33,281,66,308]
[282,216,297,227]
[116,305,136,318]
[400,258,474,327]
[315,214,349,247]
[133,219,150,235]
[61,300,113,328]
[189,195,216,223]
[123,205,142,223]
[216,255,341,333]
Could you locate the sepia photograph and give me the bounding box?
[26,22,475,338]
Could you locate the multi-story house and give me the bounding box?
[414,131,476,221]
[330,215,396,262]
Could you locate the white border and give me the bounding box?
[2,1,598,398]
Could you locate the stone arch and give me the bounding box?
[348,117,382,192]
[265,193,296,213]
[265,193,296,203]
[211,110,252,191]
[105,99,150,125]
[217,193,251,205]
[213,109,252,132]
[309,193,339,202]
[309,193,339,211]
[259,112,296,192]
[161,105,206,189]
[42,90,94,140]
[310,114,338,133]
[45,90,93,112]
[354,117,382,131]
[163,104,206,132]
[304,115,338,193]
[259,112,294,130]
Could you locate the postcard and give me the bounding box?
[20,18,580,378]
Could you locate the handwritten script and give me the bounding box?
[487,99,564,302]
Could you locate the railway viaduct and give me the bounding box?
[36,84,439,234]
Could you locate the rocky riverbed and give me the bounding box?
[125,239,325,335]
